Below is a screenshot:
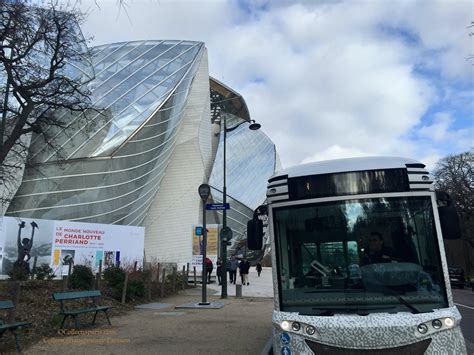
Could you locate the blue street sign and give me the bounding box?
[206,203,230,210]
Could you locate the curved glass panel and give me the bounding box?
[209,112,277,262]
[209,118,276,210]
[28,40,202,162]
[7,42,205,226]
[210,187,263,262]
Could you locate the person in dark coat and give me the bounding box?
[239,258,251,285]
[256,261,262,277]
[204,257,213,283]
[228,256,238,284]
[216,257,222,285]
[361,232,392,265]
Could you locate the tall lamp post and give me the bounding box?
[198,183,211,305]
[220,114,261,299]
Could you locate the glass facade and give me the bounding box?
[209,100,278,260]
[210,186,254,257]
[209,117,276,210]
[7,41,205,226]
[6,36,279,265]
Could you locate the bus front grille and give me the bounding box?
[305,338,431,355]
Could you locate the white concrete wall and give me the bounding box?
[143,49,213,265]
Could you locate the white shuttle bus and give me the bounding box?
[247,157,467,354]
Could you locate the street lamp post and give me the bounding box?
[221,114,228,298]
[198,183,211,305]
[220,114,261,299]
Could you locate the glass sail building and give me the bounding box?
[6,40,279,264]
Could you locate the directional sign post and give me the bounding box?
[206,203,230,211]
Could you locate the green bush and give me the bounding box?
[103,267,148,300]
[34,264,56,280]
[103,266,125,288]
[125,279,145,298]
[68,265,94,290]
[8,264,29,281]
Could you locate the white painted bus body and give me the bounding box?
[265,157,466,354]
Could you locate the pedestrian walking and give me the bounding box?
[204,257,213,283]
[239,258,251,285]
[228,256,238,284]
[256,261,262,277]
[216,257,222,285]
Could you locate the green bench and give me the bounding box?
[0,300,31,353]
[52,290,113,329]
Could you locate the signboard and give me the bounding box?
[206,203,230,211]
[192,224,219,271]
[0,216,144,277]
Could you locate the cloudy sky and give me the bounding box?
[78,0,473,170]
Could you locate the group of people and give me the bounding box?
[203,256,263,285]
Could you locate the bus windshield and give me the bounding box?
[273,196,448,316]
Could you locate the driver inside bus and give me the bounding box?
[361,232,393,265]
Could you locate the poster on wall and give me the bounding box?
[191,224,219,270]
[0,217,55,276]
[0,216,144,277]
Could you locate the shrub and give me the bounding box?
[8,264,29,281]
[34,264,56,280]
[103,267,148,301]
[68,265,94,290]
[126,270,149,299]
[126,280,145,298]
[103,266,125,288]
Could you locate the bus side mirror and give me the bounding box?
[438,205,461,240]
[247,219,263,250]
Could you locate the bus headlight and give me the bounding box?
[291,322,301,331]
[417,323,428,334]
[444,318,454,328]
[281,321,290,331]
[306,325,316,335]
[432,319,442,329]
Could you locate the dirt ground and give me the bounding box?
[21,288,274,355]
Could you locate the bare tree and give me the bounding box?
[1,0,96,208]
[433,151,474,245]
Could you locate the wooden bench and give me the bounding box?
[0,300,31,353]
[52,290,113,329]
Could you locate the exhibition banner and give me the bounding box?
[191,224,219,270]
[0,216,144,277]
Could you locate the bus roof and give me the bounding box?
[270,156,424,180]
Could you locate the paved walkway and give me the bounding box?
[24,268,274,355]
[208,267,274,298]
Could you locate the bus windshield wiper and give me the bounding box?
[377,286,421,314]
[389,294,421,314]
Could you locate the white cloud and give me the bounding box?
[418,112,454,142]
[418,112,474,151]
[79,0,473,169]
